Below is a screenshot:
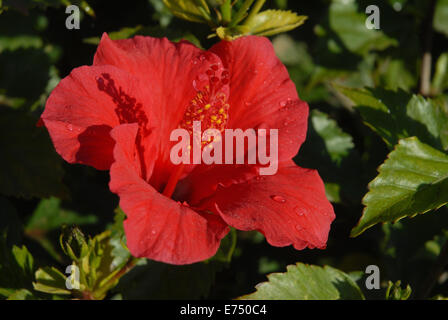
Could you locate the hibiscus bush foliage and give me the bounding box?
[1,0,448,301]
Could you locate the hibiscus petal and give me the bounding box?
[41,65,153,170]
[109,123,229,265]
[178,164,260,206]
[206,166,335,250]
[94,33,228,188]
[210,36,308,161]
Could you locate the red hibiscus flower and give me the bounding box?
[40,33,335,265]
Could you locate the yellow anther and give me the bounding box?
[205,104,211,110]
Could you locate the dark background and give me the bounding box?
[1,0,448,299]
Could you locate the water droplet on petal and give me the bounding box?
[182,201,190,207]
[192,79,198,90]
[66,124,73,131]
[294,206,304,216]
[271,195,286,203]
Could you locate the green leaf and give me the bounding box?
[0,238,35,297]
[217,10,306,40]
[326,0,398,56]
[376,57,417,91]
[54,225,135,299]
[244,9,307,36]
[149,0,173,27]
[310,110,354,164]
[239,262,364,300]
[60,226,89,261]
[295,109,362,204]
[335,86,448,151]
[385,281,412,300]
[163,0,211,24]
[0,11,44,52]
[83,25,202,49]
[83,26,145,45]
[33,267,71,295]
[106,208,131,269]
[352,137,448,237]
[434,0,448,37]
[12,245,34,276]
[6,289,37,300]
[432,53,448,94]
[26,197,97,232]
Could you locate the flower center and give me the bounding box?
[179,63,230,148]
[163,61,230,198]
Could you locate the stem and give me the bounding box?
[105,258,139,289]
[162,163,185,198]
[220,0,232,25]
[418,238,448,299]
[419,0,436,96]
[229,0,255,27]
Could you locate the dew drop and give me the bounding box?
[182,201,190,207]
[294,206,304,216]
[66,123,73,131]
[271,195,286,203]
